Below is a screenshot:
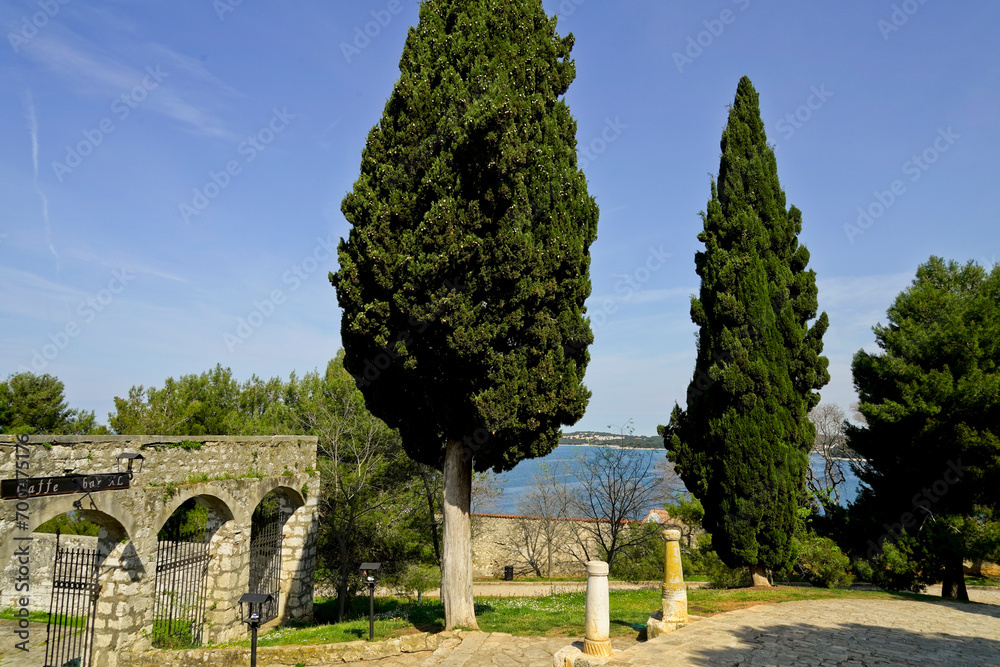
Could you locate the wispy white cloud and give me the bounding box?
[22,30,239,140]
[22,91,58,267]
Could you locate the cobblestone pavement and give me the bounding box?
[332,589,1000,667]
[619,597,1000,666]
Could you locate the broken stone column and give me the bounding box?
[552,560,617,667]
[583,560,613,657]
[646,528,688,639]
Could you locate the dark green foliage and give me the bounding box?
[158,499,210,541]
[109,364,290,435]
[607,523,665,583]
[332,0,598,474]
[793,532,854,589]
[846,259,1000,597]
[0,372,103,434]
[34,512,101,536]
[662,77,829,574]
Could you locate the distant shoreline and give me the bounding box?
[556,443,662,451]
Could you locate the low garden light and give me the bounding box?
[359,562,381,641]
[238,592,273,667]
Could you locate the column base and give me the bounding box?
[554,642,619,667]
[646,610,687,639]
[583,637,613,657]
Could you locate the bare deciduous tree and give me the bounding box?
[807,403,861,510]
[568,424,665,569]
[513,462,572,576]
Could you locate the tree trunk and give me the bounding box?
[442,439,479,630]
[750,565,771,587]
[335,534,350,622]
[941,554,970,601]
[420,467,442,566]
[546,529,553,579]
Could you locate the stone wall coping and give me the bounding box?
[1,434,318,445]
[117,631,446,666]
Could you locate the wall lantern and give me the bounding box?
[115,452,145,478]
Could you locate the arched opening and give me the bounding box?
[151,495,231,648]
[1,508,131,667]
[247,487,300,625]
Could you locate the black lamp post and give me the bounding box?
[238,592,273,667]
[359,562,381,641]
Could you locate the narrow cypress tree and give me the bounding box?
[662,77,829,585]
[331,0,597,628]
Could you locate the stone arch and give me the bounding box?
[151,488,241,538]
[149,492,238,648]
[0,499,133,568]
[246,484,307,626]
[248,480,306,514]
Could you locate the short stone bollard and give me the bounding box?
[552,560,617,667]
[583,560,613,657]
[646,528,688,639]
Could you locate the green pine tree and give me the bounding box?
[662,77,829,585]
[331,0,597,628]
[847,257,1000,600]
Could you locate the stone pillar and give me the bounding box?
[661,529,687,624]
[583,560,612,657]
[646,529,688,639]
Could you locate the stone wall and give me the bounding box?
[470,514,682,578]
[0,532,98,612]
[0,435,320,667]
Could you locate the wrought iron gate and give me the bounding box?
[151,527,211,648]
[247,509,285,624]
[44,536,100,667]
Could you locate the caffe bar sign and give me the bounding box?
[1,473,131,500]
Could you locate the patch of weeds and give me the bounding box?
[162,482,179,502]
[142,440,203,451]
[40,442,52,450]
[187,473,211,484]
[301,483,309,500]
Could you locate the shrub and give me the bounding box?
[392,564,440,601]
[868,539,926,593]
[795,533,854,588]
[701,549,751,588]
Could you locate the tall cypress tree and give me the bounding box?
[662,77,829,585]
[331,0,597,628]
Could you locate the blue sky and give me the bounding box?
[2,0,998,436]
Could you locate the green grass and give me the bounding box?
[215,586,952,648]
[967,576,999,587]
[0,608,85,627]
